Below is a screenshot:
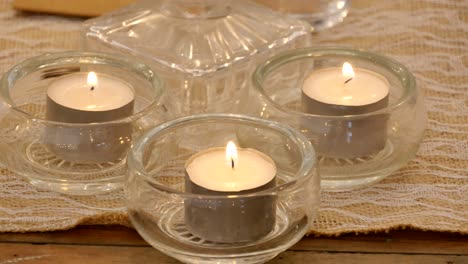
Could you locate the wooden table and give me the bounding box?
[0,227,466,263]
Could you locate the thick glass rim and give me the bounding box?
[127,114,317,199]
[0,51,164,126]
[252,46,417,118]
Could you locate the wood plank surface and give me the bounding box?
[270,252,467,264]
[1,226,467,254]
[13,0,134,17]
[0,226,146,247]
[0,242,467,264]
[0,227,467,263]
[297,232,468,255]
[0,243,179,264]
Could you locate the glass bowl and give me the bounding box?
[245,47,426,191]
[0,51,169,195]
[126,114,320,264]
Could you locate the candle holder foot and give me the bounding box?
[318,140,395,191]
[129,204,300,264]
[255,0,350,32]
[23,140,125,195]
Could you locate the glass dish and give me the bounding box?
[126,114,320,263]
[254,0,350,32]
[245,47,426,191]
[0,52,169,195]
[82,0,311,116]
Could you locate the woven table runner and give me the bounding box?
[0,0,466,235]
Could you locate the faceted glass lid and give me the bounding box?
[83,0,311,76]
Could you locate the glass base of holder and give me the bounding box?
[129,204,306,264]
[22,140,125,195]
[290,1,349,32]
[255,0,350,32]
[319,140,397,191]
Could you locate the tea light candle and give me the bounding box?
[47,72,134,116]
[184,141,277,243]
[302,62,389,158]
[45,72,135,163]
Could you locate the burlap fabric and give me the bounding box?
[0,0,466,235]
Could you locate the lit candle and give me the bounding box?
[45,72,135,163]
[302,62,389,158]
[185,141,277,243]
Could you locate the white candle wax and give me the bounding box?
[300,62,390,158]
[184,142,277,243]
[45,71,135,163]
[47,72,134,111]
[185,146,276,192]
[302,65,389,106]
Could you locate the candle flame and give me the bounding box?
[87,72,98,87]
[226,141,238,169]
[342,62,355,79]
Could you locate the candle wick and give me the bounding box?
[344,78,353,84]
[231,158,235,169]
[90,86,95,91]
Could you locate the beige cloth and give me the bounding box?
[0,0,467,235]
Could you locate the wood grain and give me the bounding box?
[270,252,467,264]
[296,232,468,255]
[2,226,467,254]
[13,0,134,17]
[0,226,146,247]
[0,243,467,264]
[0,243,179,264]
[0,227,466,263]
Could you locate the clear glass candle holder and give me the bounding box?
[245,47,426,191]
[126,114,320,264]
[82,0,311,117]
[0,52,169,195]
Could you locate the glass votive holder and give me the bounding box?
[246,47,426,191]
[0,51,169,195]
[126,114,320,264]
